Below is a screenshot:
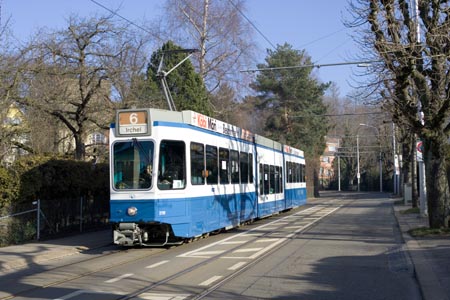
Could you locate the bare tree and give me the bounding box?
[162,0,256,95]
[22,15,145,160]
[349,0,450,228]
[0,15,34,164]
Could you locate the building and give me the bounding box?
[319,137,339,189]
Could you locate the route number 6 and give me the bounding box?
[129,112,139,124]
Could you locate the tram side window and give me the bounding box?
[259,164,263,194]
[292,163,296,183]
[249,153,254,183]
[158,140,186,190]
[190,142,205,185]
[292,162,296,183]
[219,148,230,184]
[240,152,249,184]
[286,161,292,183]
[264,164,270,194]
[230,150,240,184]
[301,164,306,182]
[269,165,275,194]
[206,145,218,184]
[280,166,283,192]
[299,165,305,182]
[275,166,282,193]
[259,163,283,195]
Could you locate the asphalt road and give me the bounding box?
[0,192,421,300]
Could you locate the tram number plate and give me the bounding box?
[118,111,148,135]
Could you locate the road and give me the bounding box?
[0,192,421,300]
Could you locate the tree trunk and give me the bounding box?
[74,134,85,161]
[424,138,450,228]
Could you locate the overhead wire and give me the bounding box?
[89,0,154,36]
[227,0,277,50]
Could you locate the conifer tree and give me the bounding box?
[146,41,211,115]
[251,43,330,196]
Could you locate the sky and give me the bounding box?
[1,0,364,97]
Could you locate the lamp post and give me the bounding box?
[356,134,360,192]
[359,123,383,192]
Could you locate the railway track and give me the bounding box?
[1,199,344,300]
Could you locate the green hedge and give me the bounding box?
[1,156,110,244]
[0,166,18,213]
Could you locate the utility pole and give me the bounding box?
[357,135,360,192]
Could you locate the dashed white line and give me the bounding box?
[199,275,223,286]
[233,248,263,253]
[228,261,247,270]
[135,292,191,300]
[178,204,341,259]
[186,250,226,258]
[146,260,170,269]
[255,238,278,243]
[105,273,133,283]
[53,290,115,300]
[220,240,247,245]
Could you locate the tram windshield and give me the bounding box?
[113,139,154,190]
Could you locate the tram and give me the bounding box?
[109,108,306,246]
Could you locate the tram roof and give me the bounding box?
[115,108,303,155]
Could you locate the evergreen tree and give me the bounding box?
[146,41,211,115]
[251,43,330,196]
[251,43,330,157]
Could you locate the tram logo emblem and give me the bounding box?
[193,112,217,132]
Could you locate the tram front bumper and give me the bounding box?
[113,223,141,246]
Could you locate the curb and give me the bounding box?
[394,206,449,300]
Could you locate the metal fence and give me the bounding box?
[0,195,109,246]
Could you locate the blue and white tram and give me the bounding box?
[109,108,306,246]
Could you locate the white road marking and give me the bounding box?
[178,204,341,258]
[233,248,263,253]
[220,240,247,245]
[199,275,223,286]
[135,292,191,300]
[146,260,170,269]
[255,238,277,243]
[53,290,115,300]
[228,261,247,270]
[186,250,226,258]
[105,273,133,283]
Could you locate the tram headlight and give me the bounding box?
[127,206,138,216]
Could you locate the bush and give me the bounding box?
[1,155,110,244]
[0,166,18,212]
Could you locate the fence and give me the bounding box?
[0,195,109,246]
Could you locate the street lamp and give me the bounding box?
[357,134,360,192]
[359,123,383,192]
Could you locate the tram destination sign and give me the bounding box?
[117,110,149,135]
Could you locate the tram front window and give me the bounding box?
[113,139,154,190]
[158,140,186,190]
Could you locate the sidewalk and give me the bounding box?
[394,204,450,300]
[0,229,112,273]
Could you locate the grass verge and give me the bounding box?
[408,227,450,237]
